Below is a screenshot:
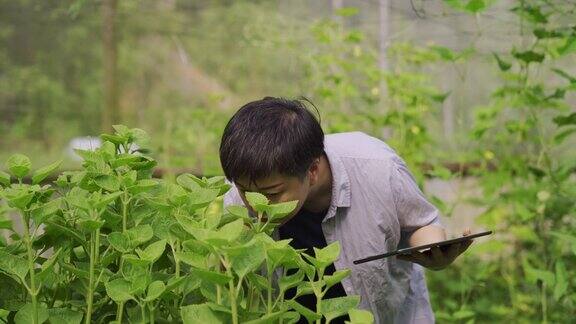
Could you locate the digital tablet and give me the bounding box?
[353,230,493,265]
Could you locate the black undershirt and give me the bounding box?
[279,208,349,324]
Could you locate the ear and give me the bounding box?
[307,158,321,186]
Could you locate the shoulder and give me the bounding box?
[325,132,398,161]
[325,132,402,174]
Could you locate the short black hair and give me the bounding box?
[219,97,324,184]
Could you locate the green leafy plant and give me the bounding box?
[427,1,576,323]
[0,125,370,323]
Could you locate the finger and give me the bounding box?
[463,228,471,236]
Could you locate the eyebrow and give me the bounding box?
[236,182,284,191]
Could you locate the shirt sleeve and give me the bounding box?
[390,155,443,235]
[223,180,244,208]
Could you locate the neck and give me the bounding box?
[303,153,333,213]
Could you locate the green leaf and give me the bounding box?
[1,186,34,209]
[512,5,548,23]
[78,219,104,232]
[94,191,123,209]
[44,221,86,247]
[523,259,555,287]
[187,187,220,210]
[108,232,130,253]
[0,171,10,186]
[176,213,204,236]
[321,296,360,323]
[47,308,84,324]
[553,260,568,301]
[314,241,341,264]
[279,269,305,293]
[0,273,25,311]
[105,278,135,302]
[465,0,488,12]
[0,213,12,230]
[554,127,576,144]
[180,303,227,324]
[217,218,245,242]
[110,154,140,168]
[127,179,158,195]
[131,128,151,147]
[287,300,321,322]
[176,251,206,268]
[226,205,251,221]
[100,134,125,145]
[513,50,545,64]
[492,53,511,71]
[94,175,121,192]
[30,198,62,224]
[552,68,576,84]
[245,192,269,211]
[6,154,31,179]
[15,303,49,324]
[0,250,29,281]
[112,124,130,136]
[227,241,266,278]
[136,239,166,263]
[294,281,314,298]
[553,112,576,127]
[144,281,166,302]
[558,36,576,56]
[125,224,154,248]
[324,269,351,290]
[32,160,62,185]
[348,309,374,324]
[191,268,233,285]
[38,248,62,280]
[453,309,475,320]
[267,200,298,222]
[176,173,203,191]
[335,7,359,17]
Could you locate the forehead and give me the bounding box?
[235,173,298,190]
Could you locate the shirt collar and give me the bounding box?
[323,144,351,219]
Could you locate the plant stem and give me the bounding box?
[85,227,100,324]
[229,280,238,324]
[542,281,548,324]
[116,195,130,323]
[149,304,155,324]
[140,303,146,323]
[116,303,124,323]
[267,272,273,314]
[315,295,322,324]
[122,192,128,232]
[23,215,39,324]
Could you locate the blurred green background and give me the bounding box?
[1,0,575,322]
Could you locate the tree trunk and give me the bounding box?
[102,0,119,133]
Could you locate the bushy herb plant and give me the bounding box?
[0,125,373,324]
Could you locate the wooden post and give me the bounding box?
[102,0,119,133]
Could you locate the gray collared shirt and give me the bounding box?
[223,132,441,323]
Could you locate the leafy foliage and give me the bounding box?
[0,126,370,323]
[426,1,576,323]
